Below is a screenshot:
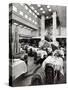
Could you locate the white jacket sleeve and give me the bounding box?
[42,56,51,70]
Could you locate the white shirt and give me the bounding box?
[37,50,47,58]
[47,47,52,53]
[42,56,64,75]
[53,49,64,58]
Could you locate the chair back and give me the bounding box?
[45,63,54,84]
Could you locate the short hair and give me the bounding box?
[31,74,42,85]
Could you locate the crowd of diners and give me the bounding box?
[19,38,66,85]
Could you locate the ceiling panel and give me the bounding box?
[27,4,66,27]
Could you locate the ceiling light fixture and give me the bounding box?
[31,6,34,10]
[25,15,28,18]
[47,5,50,8]
[42,11,45,13]
[29,17,31,21]
[48,8,52,12]
[37,4,41,7]
[32,20,34,23]
[25,5,28,10]
[34,10,37,13]
[37,12,39,15]
[19,25,22,27]
[35,15,37,18]
[40,8,43,10]
[35,22,37,25]
[20,11,23,16]
[29,9,32,13]
[14,23,18,25]
[13,6,17,12]
[33,13,35,15]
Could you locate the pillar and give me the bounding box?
[12,24,20,55]
[14,25,20,54]
[52,12,57,41]
[12,24,16,56]
[40,15,45,40]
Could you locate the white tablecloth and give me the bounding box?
[28,46,38,52]
[10,59,27,80]
[28,46,47,58]
[37,50,47,58]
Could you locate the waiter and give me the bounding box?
[42,50,64,83]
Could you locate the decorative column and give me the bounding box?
[12,24,16,56]
[14,25,20,54]
[52,12,57,41]
[40,15,45,40]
